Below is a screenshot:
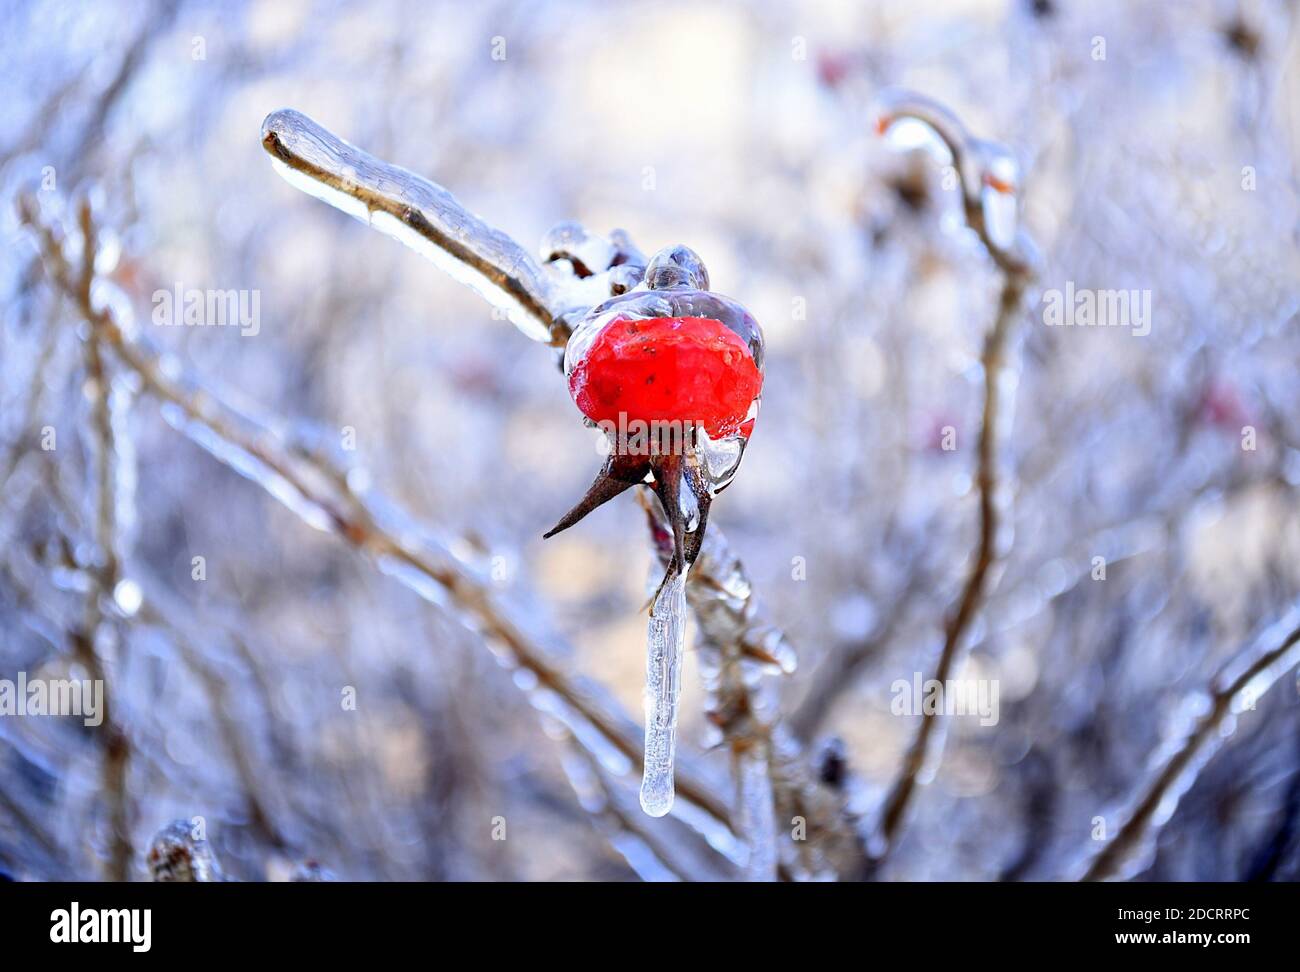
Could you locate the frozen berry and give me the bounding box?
[567,315,762,439]
[547,245,765,596]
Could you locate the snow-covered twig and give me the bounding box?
[1080,604,1300,881]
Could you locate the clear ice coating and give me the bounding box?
[735,744,779,881]
[873,90,1023,259]
[562,245,765,493]
[977,146,1021,252]
[641,568,688,817]
[261,109,560,344]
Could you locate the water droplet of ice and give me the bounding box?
[697,429,746,491]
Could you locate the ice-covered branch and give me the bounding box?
[873,88,1036,276]
[24,197,136,881]
[868,94,1037,869]
[20,199,735,849]
[261,109,566,346]
[1080,604,1300,881]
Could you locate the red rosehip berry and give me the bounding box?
[567,315,762,439]
[545,245,765,582]
[545,244,766,818]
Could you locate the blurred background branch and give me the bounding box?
[867,93,1037,868]
[1081,603,1300,881]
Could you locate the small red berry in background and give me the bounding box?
[1196,380,1250,431]
[816,50,856,90]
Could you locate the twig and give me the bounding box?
[1080,604,1300,881]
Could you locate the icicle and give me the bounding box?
[735,744,779,881]
[640,568,688,817]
